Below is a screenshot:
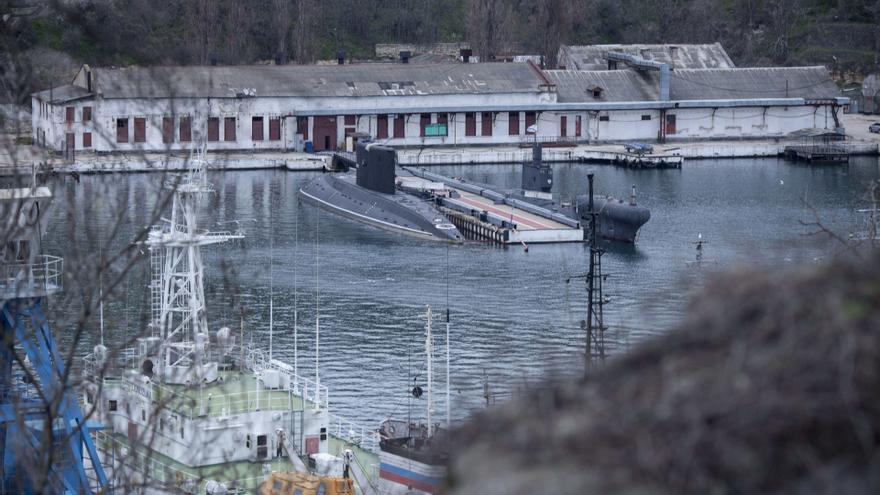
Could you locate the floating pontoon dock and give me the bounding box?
[403,167,584,244]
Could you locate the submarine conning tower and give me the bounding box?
[356,142,397,194]
[522,143,553,193]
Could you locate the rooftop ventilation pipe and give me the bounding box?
[606,51,670,101]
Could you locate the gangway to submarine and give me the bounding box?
[0,185,107,494]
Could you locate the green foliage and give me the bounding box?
[9,0,880,75]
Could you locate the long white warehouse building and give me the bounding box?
[32,55,846,154]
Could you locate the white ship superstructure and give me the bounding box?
[81,155,379,494]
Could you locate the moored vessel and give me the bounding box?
[80,153,380,494]
[298,143,462,242]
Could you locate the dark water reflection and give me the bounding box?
[40,156,880,427]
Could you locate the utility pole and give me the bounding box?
[585,173,606,372]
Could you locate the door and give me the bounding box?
[377,114,388,139]
[393,115,405,138]
[128,421,137,442]
[481,112,493,136]
[465,113,476,136]
[312,116,337,151]
[665,114,676,135]
[65,133,74,151]
[560,116,567,138]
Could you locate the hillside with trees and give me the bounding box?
[2,0,879,100]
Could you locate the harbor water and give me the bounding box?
[40,156,880,428]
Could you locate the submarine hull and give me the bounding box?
[299,173,462,242]
[575,195,651,243]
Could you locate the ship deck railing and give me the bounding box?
[133,376,311,420]
[328,412,380,453]
[0,255,63,299]
[92,429,271,494]
[245,345,329,410]
[92,428,201,493]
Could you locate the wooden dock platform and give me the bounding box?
[783,144,850,163]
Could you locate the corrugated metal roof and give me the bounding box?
[87,63,545,99]
[559,43,735,71]
[32,84,92,104]
[546,67,841,103]
[544,70,659,102]
[670,67,841,100]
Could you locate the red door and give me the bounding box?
[465,113,476,136]
[393,115,405,138]
[560,116,567,137]
[313,116,337,151]
[665,114,676,135]
[481,112,493,136]
[377,114,388,139]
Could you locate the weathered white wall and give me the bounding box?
[33,89,838,152]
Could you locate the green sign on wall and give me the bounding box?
[424,124,447,137]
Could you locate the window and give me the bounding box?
[180,426,184,439]
[133,117,146,143]
[252,117,264,141]
[508,112,520,135]
[65,106,74,123]
[269,118,281,141]
[465,113,476,137]
[641,115,652,121]
[437,113,448,126]
[83,132,92,148]
[599,115,610,122]
[108,400,117,411]
[82,106,92,122]
[208,117,220,141]
[419,113,430,137]
[224,117,236,141]
[116,118,128,143]
[344,115,356,126]
[377,115,388,139]
[525,112,536,133]
[393,115,405,138]
[180,117,192,142]
[481,112,493,136]
[246,434,251,449]
[162,117,174,143]
[575,115,582,137]
[560,116,567,137]
[296,116,308,140]
[141,409,146,421]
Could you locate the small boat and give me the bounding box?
[378,307,449,495]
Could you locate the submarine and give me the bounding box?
[298,143,462,242]
[500,144,650,243]
[403,144,651,243]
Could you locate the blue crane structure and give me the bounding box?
[0,186,107,493]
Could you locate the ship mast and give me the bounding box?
[425,306,434,437]
[147,147,242,384]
